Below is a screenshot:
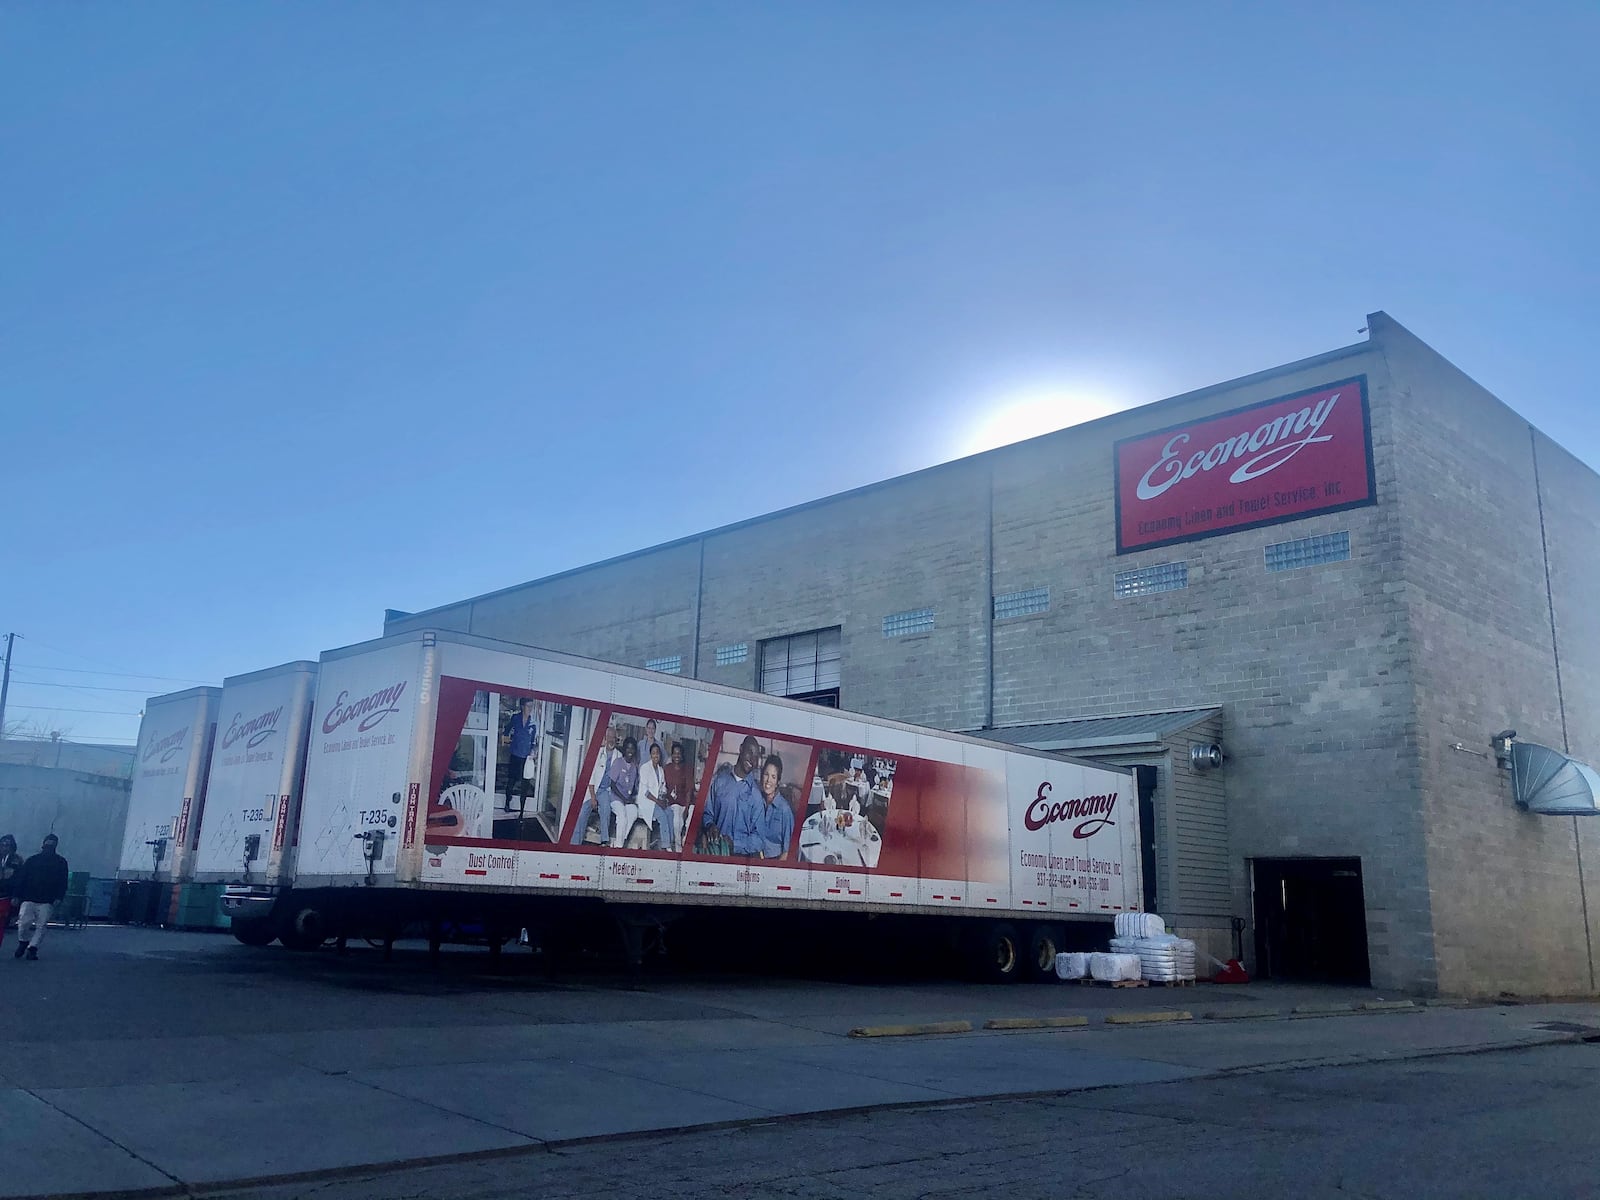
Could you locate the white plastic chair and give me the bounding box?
[437,784,489,838]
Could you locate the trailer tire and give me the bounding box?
[1026,924,1064,982]
[971,922,1023,983]
[230,919,277,947]
[279,906,328,951]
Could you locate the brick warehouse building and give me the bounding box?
[386,313,1600,998]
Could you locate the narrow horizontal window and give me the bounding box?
[644,655,682,675]
[715,642,748,667]
[1265,531,1351,572]
[994,586,1050,620]
[882,608,935,638]
[1114,562,1188,597]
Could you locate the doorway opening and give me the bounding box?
[1135,765,1159,912]
[1252,857,1371,985]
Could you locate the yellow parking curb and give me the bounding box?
[1104,1010,1192,1025]
[983,1016,1090,1031]
[848,1020,972,1038]
[1292,1003,1357,1016]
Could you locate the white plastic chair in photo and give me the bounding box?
[437,784,489,838]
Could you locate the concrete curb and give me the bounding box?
[848,1020,972,1038]
[1204,1008,1279,1021]
[1105,1010,1193,1025]
[1360,1000,1418,1012]
[1291,1002,1357,1016]
[984,1016,1090,1031]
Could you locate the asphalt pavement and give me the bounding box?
[2,925,1597,1199]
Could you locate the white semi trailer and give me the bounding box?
[220,629,1143,980]
[119,686,222,886]
[190,661,318,942]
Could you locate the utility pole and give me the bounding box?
[0,632,14,740]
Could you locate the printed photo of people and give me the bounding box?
[429,684,603,845]
[567,712,713,852]
[798,748,896,869]
[693,730,810,861]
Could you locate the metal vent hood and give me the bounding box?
[1511,742,1600,816]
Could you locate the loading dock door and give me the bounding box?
[1135,766,1158,913]
[1253,857,1371,985]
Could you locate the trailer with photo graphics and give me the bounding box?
[222,629,1143,981]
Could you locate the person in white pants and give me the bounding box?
[15,901,53,952]
[11,833,68,961]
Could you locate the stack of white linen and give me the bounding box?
[1054,951,1091,980]
[1088,951,1143,982]
[1109,933,1197,982]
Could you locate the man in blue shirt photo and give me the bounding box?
[698,734,762,856]
[502,697,539,814]
[732,754,795,860]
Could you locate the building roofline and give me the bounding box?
[391,330,1374,625]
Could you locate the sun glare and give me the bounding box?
[961,387,1131,456]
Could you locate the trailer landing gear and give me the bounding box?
[615,912,669,973]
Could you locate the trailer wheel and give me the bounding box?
[971,922,1023,983]
[279,906,327,951]
[1026,924,1064,982]
[230,919,277,947]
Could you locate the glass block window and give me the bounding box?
[1265,531,1351,572]
[1114,561,1189,597]
[714,642,748,667]
[882,608,935,638]
[760,628,842,697]
[993,586,1050,620]
[644,654,682,675]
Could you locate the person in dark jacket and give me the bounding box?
[0,834,22,950]
[12,834,68,961]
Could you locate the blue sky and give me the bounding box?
[2,2,1596,745]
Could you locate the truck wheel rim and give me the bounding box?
[996,937,1017,973]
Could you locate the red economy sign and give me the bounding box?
[1114,376,1374,553]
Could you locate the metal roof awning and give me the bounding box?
[982,708,1222,754]
[1511,742,1600,816]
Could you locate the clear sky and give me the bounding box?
[2,2,1596,746]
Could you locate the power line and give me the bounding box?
[7,704,144,717]
[9,664,212,684]
[7,681,172,700]
[19,638,209,684]
[3,734,137,745]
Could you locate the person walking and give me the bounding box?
[12,834,68,961]
[501,697,540,814]
[0,835,23,950]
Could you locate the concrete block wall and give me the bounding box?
[695,460,992,730]
[1538,432,1600,995]
[988,348,1431,991]
[392,541,704,674]
[1378,313,1598,996]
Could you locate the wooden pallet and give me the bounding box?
[1148,978,1197,988]
[1078,978,1148,988]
